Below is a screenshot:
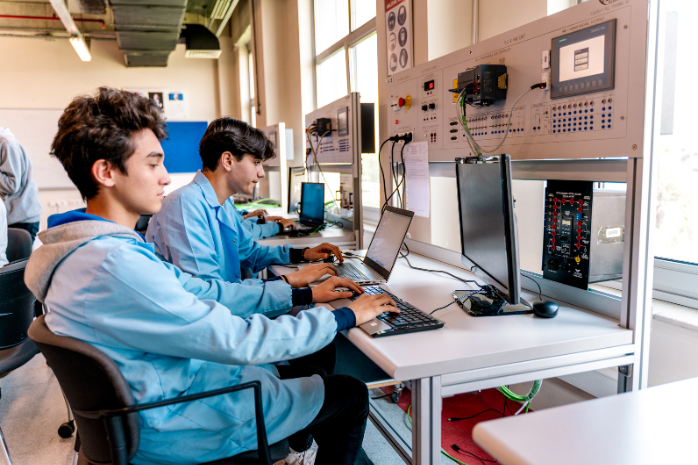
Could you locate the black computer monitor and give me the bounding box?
[455,154,528,315]
[288,167,306,213]
[299,182,325,226]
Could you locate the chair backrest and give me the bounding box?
[7,228,32,263]
[0,260,35,350]
[135,215,151,235]
[28,315,140,464]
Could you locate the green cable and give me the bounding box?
[498,380,542,405]
[406,405,471,465]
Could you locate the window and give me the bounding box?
[248,46,256,128]
[313,1,378,210]
[650,0,698,309]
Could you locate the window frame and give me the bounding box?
[312,0,378,218]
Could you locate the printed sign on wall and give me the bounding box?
[385,0,412,75]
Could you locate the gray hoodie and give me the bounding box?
[25,220,142,302]
[0,127,43,225]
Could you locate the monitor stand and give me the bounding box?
[454,285,534,317]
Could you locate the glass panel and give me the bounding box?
[316,49,348,109]
[248,49,256,128]
[351,0,376,31]
[350,33,379,207]
[654,1,698,264]
[314,0,349,54]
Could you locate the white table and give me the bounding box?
[257,209,358,250]
[271,248,634,465]
[473,377,697,465]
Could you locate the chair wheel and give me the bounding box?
[392,391,401,403]
[58,420,75,438]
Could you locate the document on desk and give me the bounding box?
[404,141,430,218]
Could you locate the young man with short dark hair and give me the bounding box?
[146,117,345,294]
[25,88,397,465]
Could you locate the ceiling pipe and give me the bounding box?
[0,14,105,28]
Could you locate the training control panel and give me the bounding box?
[387,0,648,161]
[543,180,625,289]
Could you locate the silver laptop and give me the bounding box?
[335,207,414,285]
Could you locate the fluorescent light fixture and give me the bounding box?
[69,35,92,62]
[49,0,80,35]
[210,0,233,19]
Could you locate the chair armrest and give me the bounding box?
[75,381,273,465]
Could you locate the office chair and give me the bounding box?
[6,228,32,263]
[28,315,289,465]
[134,215,151,236]
[0,260,41,464]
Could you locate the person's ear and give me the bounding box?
[219,151,234,172]
[91,159,117,189]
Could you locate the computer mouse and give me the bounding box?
[323,255,336,263]
[256,217,266,224]
[532,300,559,318]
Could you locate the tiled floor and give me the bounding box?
[0,354,431,465]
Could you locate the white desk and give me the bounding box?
[271,248,634,465]
[473,377,697,465]
[257,209,358,249]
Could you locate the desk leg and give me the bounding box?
[412,376,442,465]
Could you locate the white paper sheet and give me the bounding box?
[404,141,430,218]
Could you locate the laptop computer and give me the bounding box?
[335,206,414,285]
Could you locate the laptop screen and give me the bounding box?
[299,182,325,226]
[364,207,414,280]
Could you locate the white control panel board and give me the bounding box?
[305,94,357,165]
[259,123,293,166]
[387,0,649,162]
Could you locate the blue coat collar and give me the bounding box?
[192,171,238,232]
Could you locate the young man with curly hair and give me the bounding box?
[25,88,396,465]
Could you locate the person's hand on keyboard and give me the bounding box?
[348,293,399,325]
[284,263,337,287]
[303,243,345,263]
[270,217,296,230]
[311,277,363,302]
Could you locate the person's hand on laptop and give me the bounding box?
[268,217,296,230]
[311,277,362,302]
[243,209,267,219]
[304,243,344,263]
[348,293,399,325]
[284,263,337,287]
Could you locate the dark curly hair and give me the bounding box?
[199,117,276,171]
[51,87,168,200]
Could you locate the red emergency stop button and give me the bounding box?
[398,98,406,108]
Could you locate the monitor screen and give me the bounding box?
[288,167,305,213]
[551,19,616,99]
[365,207,414,277]
[455,155,520,305]
[300,182,325,225]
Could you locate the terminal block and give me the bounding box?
[451,64,508,107]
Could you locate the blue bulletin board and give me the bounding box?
[161,121,208,173]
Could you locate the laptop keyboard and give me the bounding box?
[336,263,371,281]
[351,287,444,337]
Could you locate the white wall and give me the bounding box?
[0,36,233,229]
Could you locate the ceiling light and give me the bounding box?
[49,0,80,35]
[69,35,92,62]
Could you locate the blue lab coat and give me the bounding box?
[25,211,354,465]
[236,207,282,240]
[147,171,291,284]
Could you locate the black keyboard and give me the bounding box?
[336,263,371,281]
[351,286,444,337]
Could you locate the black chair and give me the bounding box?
[0,260,41,464]
[6,228,32,263]
[134,215,151,236]
[28,315,289,465]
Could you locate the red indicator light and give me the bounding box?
[429,83,434,89]
[395,120,399,124]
